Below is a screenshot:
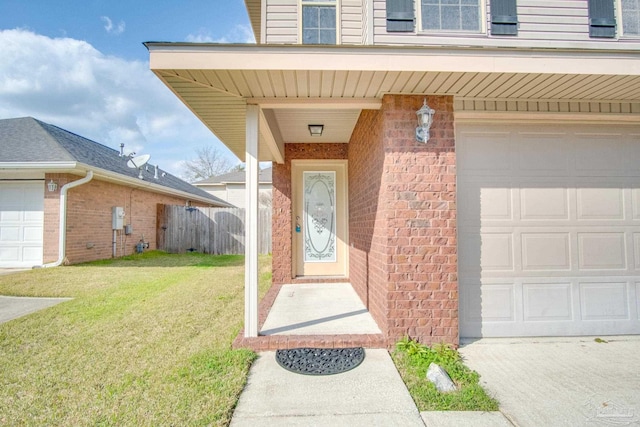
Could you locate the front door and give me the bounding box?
[292,160,348,277]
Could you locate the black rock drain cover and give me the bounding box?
[275,347,365,376]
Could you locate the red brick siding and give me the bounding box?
[347,109,389,337]
[43,173,210,265]
[272,143,348,285]
[380,95,458,346]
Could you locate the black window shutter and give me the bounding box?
[588,0,616,38]
[490,0,518,35]
[386,0,414,32]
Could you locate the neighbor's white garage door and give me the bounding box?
[0,182,44,268]
[458,123,640,337]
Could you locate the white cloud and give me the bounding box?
[0,28,237,177]
[186,24,255,44]
[101,16,126,35]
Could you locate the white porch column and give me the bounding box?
[244,105,260,337]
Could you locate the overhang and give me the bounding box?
[146,43,640,162]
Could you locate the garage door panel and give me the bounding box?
[522,233,571,271]
[23,210,44,222]
[459,179,513,224]
[517,134,570,175]
[636,282,640,319]
[0,226,20,241]
[458,123,640,337]
[522,283,573,322]
[520,187,569,220]
[0,247,20,262]
[22,246,43,264]
[0,210,20,221]
[574,136,627,176]
[577,187,625,220]
[633,189,640,219]
[481,233,515,272]
[458,132,512,176]
[461,282,516,323]
[23,226,43,242]
[578,233,627,270]
[579,282,629,321]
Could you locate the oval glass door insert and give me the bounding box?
[304,171,336,262]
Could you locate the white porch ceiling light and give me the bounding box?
[416,99,435,143]
[308,124,324,137]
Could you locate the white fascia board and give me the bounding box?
[0,162,78,170]
[147,44,640,77]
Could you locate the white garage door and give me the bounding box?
[458,123,640,337]
[0,182,44,268]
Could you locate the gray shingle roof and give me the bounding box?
[0,117,229,206]
[195,166,272,184]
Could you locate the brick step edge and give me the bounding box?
[233,333,388,351]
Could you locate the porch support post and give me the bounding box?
[244,104,260,337]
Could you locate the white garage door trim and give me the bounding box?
[458,123,640,338]
[0,181,44,268]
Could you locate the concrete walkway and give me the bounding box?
[460,337,640,427]
[231,349,424,426]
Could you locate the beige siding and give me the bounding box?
[341,0,364,44]
[265,0,298,44]
[264,0,367,45]
[373,0,640,50]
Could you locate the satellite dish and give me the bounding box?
[127,154,150,169]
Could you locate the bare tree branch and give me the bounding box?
[182,146,233,182]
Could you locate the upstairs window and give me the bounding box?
[622,0,640,35]
[421,0,482,32]
[302,0,337,44]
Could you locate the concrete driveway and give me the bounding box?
[0,296,72,324]
[459,337,640,427]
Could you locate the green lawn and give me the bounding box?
[0,251,272,426]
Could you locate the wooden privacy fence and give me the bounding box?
[157,205,272,255]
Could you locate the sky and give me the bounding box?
[0,0,254,179]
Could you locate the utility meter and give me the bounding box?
[112,207,125,230]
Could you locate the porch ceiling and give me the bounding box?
[147,43,640,162]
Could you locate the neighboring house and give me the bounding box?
[0,117,229,268]
[146,0,640,346]
[193,167,273,209]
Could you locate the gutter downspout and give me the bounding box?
[40,171,94,268]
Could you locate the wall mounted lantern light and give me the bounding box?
[415,99,435,143]
[308,124,324,137]
[47,179,58,192]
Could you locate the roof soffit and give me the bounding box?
[148,44,640,162]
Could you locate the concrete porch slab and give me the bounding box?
[260,283,382,336]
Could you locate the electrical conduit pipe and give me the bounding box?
[40,171,94,268]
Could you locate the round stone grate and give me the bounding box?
[275,347,365,376]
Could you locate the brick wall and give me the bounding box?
[43,173,209,265]
[381,95,458,346]
[272,143,348,284]
[348,95,458,346]
[347,108,389,337]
